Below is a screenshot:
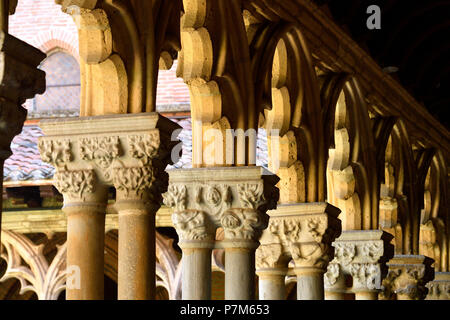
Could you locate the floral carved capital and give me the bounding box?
[112,165,155,198]
[426,281,450,300]
[380,264,431,300]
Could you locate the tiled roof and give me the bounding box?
[4,117,269,183]
[4,125,54,181]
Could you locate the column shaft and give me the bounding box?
[296,269,324,300]
[181,246,213,300]
[257,270,287,300]
[66,204,106,300]
[225,247,255,300]
[118,207,155,300]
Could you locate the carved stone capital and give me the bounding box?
[257,203,341,271]
[54,169,97,201]
[39,113,180,200]
[0,31,46,159]
[325,230,394,292]
[164,167,279,243]
[380,255,434,300]
[426,272,450,300]
[172,210,216,242]
[256,243,286,269]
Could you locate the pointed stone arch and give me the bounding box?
[419,151,449,272]
[253,22,325,204]
[321,75,379,230]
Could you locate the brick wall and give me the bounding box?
[9,0,190,114]
[9,0,79,57]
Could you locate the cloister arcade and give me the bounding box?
[0,0,448,300]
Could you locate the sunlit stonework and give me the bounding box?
[0,0,447,302]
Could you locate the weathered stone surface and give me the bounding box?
[163,166,279,300]
[257,202,341,271]
[164,166,279,243]
[256,202,341,300]
[324,230,394,297]
[380,255,434,300]
[38,112,181,300]
[426,272,450,300]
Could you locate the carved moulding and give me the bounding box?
[163,166,279,244]
[324,230,394,294]
[38,113,181,202]
[0,230,66,300]
[256,202,341,272]
[426,272,450,300]
[380,255,434,300]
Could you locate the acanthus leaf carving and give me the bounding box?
[54,169,96,199]
[268,218,302,244]
[324,263,341,287]
[360,242,383,263]
[426,281,450,300]
[333,243,356,265]
[237,183,266,209]
[307,217,325,242]
[349,263,381,290]
[113,165,155,198]
[172,210,214,241]
[163,184,187,212]
[38,139,73,166]
[128,132,160,165]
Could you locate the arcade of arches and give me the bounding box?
[0,0,448,300]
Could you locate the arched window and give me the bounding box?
[28,51,80,118]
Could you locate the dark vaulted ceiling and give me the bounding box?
[316,0,450,129]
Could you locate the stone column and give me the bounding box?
[172,210,216,300]
[257,268,288,300]
[56,171,108,299]
[0,29,45,241]
[380,255,434,300]
[426,272,450,300]
[111,123,177,300]
[113,170,160,300]
[39,113,180,300]
[222,237,260,300]
[164,167,279,300]
[324,230,394,300]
